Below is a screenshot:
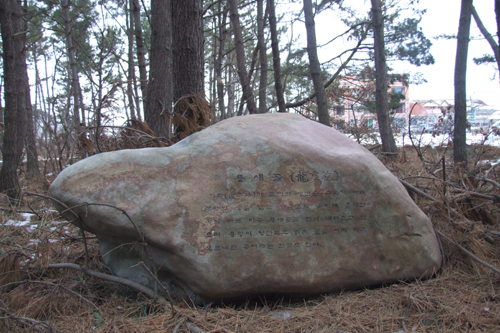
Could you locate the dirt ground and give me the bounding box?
[1,142,500,332]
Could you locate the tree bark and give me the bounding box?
[25,81,40,177]
[215,1,228,120]
[257,0,268,114]
[303,0,329,125]
[228,0,257,114]
[145,0,172,137]
[370,0,397,153]
[454,0,473,166]
[172,0,205,102]
[268,0,285,113]
[131,0,148,112]
[23,0,39,177]
[210,14,217,104]
[0,83,3,123]
[126,0,137,120]
[62,0,83,126]
[496,0,500,48]
[227,51,235,117]
[0,0,29,203]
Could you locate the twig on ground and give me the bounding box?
[185,321,207,333]
[23,192,91,268]
[0,206,43,214]
[28,280,99,311]
[487,231,500,237]
[27,198,44,220]
[367,143,381,151]
[401,293,412,333]
[452,190,498,202]
[173,318,186,333]
[400,178,500,276]
[485,161,500,179]
[23,192,80,221]
[0,305,56,332]
[480,177,500,190]
[436,230,500,276]
[400,179,471,221]
[48,263,167,304]
[442,155,447,197]
[399,179,437,202]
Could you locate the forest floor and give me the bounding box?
[1,136,500,332]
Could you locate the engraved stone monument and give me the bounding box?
[49,113,442,303]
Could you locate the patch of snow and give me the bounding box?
[5,213,35,227]
[20,212,36,221]
[269,311,293,321]
[4,213,38,232]
[352,131,500,148]
[50,220,67,225]
[5,219,31,227]
[26,224,38,233]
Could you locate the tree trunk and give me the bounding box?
[257,0,268,114]
[371,0,397,153]
[126,0,137,120]
[0,0,29,203]
[268,0,285,113]
[215,1,228,120]
[145,0,172,137]
[212,24,217,104]
[0,81,3,123]
[209,12,216,104]
[25,82,40,177]
[247,41,261,88]
[62,0,82,126]
[303,0,329,125]
[228,0,257,115]
[23,0,39,177]
[227,51,235,117]
[454,0,473,166]
[496,0,500,47]
[131,0,148,113]
[172,0,205,102]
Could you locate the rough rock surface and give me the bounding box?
[50,113,442,303]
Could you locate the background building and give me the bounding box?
[323,75,497,135]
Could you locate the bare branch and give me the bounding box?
[399,179,500,276]
[436,230,500,275]
[471,6,500,69]
[0,305,56,332]
[285,29,368,109]
[48,263,168,304]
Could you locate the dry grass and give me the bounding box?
[1,139,500,332]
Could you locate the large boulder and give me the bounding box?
[50,113,441,303]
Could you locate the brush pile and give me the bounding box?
[73,94,213,159]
